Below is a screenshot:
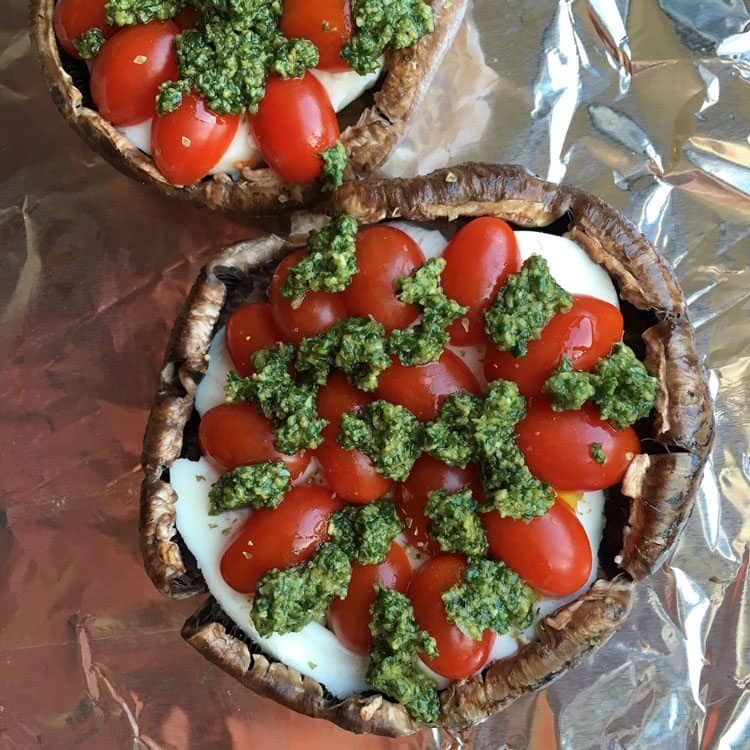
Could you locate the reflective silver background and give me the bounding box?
[1,1,748,748]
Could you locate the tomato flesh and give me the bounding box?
[220,485,343,594]
[485,295,624,396]
[328,542,411,653]
[198,403,310,479]
[344,226,425,333]
[225,302,284,377]
[516,397,640,490]
[53,0,115,59]
[441,218,521,346]
[251,73,339,184]
[483,497,592,596]
[409,555,495,680]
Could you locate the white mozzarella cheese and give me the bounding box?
[195,325,233,417]
[310,63,382,111]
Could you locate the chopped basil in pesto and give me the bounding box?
[281,215,359,301]
[590,442,606,464]
[338,401,422,481]
[208,461,290,514]
[425,489,488,557]
[389,258,468,366]
[251,542,351,637]
[543,356,595,411]
[318,141,348,192]
[73,28,106,58]
[342,0,434,75]
[442,558,535,641]
[421,391,481,468]
[104,0,184,27]
[484,254,573,357]
[473,379,527,456]
[295,317,390,392]
[366,586,439,723]
[328,501,403,565]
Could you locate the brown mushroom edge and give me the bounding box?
[139,165,713,735]
[29,0,467,216]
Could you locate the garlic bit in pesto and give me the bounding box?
[208,460,291,514]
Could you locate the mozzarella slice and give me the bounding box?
[310,64,382,111]
[195,325,233,417]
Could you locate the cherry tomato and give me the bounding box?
[409,555,495,680]
[225,302,284,377]
[376,350,481,421]
[280,0,352,72]
[53,0,114,59]
[482,497,592,596]
[173,6,198,30]
[315,371,371,422]
[328,541,411,654]
[269,249,347,344]
[90,21,179,126]
[441,218,521,346]
[343,226,425,333]
[220,485,343,594]
[250,73,339,184]
[151,92,240,185]
[484,295,624,396]
[516,397,640,490]
[198,403,310,479]
[395,456,481,553]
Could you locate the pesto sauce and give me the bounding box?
[73,28,106,59]
[425,489,488,557]
[318,141,348,193]
[421,391,481,468]
[543,356,595,411]
[104,0,184,27]
[590,442,606,464]
[208,460,290,514]
[328,501,403,565]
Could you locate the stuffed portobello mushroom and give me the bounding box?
[140,164,713,736]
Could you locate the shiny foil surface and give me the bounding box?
[2,0,749,747]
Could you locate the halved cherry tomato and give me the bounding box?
[250,73,339,184]
[482,497,592,596]
[269,249,347,344]
[343,225,425,333]
[280,0,352,72]
[220,484,344,594]
[376,350,481,421]
[328,541,411,653]
[485,295,624,396]
[225,302,284,377]
[409,555,495,680]
[395,456,481,553]
[198,403,310,479]
[441,218,521,346]
[173,6,198,30]
[515,397,640,490]
[53,0,114,59]
[90,21,179,126]
[151,92,241,185]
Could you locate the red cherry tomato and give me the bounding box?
[328,542,411,653]
[53,0,114,59]
[225,302,284,377]
[269,249,347,344]
[90,21,179,126]
[484,295,624,396]
[441,218,521,346]
[516,397,640,490]
[343,226,425,333]
[376,350,481,421]
[250,73,339,184]
[395,456,481,553]
[151,92,241,185]
[173,6,198,30]
[198,403,310,479]
[280,0,353,72]
[409,555,495,680]
[315,371,371,422]
[220,485,343,594]
[482,497,592,596]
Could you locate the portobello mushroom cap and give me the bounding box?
[140,164,713,735]
[29,0,467,216]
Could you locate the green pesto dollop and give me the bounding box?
[473,379,527,456]
[281,215,359,301]
[318,141,348,193]
[295,317,390,392]
[484,254,573,358]
[424,489,488,557]
[73,28,106,58]
[421,391,481,468]
[208,461,290,514]
[328,501,403,565]
[388,258,468,366]
[226,344,327,453]
[543,356,595,411]
[590,442,606,465]
[338,401,422,481]
[342,0,434,75]
[366,586,439,723]
[251,542,351,637]
[442,558,535,641]
[104,0,184,27]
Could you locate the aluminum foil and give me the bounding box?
[1,0,748,747]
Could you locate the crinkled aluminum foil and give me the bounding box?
[1,1,748,748]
